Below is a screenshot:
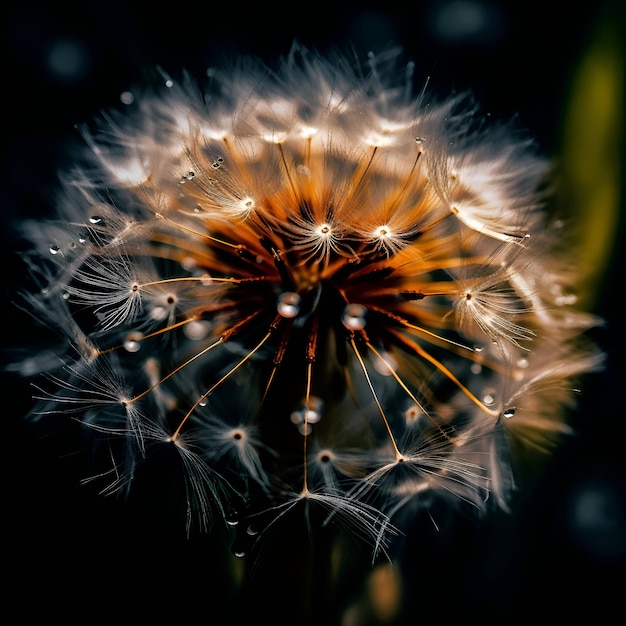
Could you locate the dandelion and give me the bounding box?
[12,44,601,569]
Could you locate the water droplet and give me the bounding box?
[120,91,134,105]
[78,233,88,244]
[471,363,482,374]
[342,303,367,330]
[183,319,211,340]
[555,293,578,306]
[246,524,258,536]
[516,356,529,368]
[233,548,246,558]
[503,407,516,419]
[373,349,397,376]
[49,245,61,255]
[89,216,103,225]
[304,408,321,424]
[149,306,168,321]
[123,332,143,353]
[277,292,301,318]
[483,393,495,406]
[290,411,302,425]
[290,397,324,427]
[158,69,174,88]
[225,505,239,526]
[198,398,208,407]
[297,164,312,176]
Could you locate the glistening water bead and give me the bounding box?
[14,45,601,564]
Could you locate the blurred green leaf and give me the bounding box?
[559,1,624,309]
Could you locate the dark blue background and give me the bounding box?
[2,2,624,622]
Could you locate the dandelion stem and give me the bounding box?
[137,275,268,288]
[349,333,402,459]
[98,317,199,355]
[364,340,453,440]
[383,149,422,216]
[351,146,378,195]
[277,143,299,201]
[261,319,294,405]
[172,319,280,440]
[154,213,263,264]
[300,360,313,496]
[129,336,224,403]
[368,305,474,353]
[388,328,500,417]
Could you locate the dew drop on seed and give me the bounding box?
[180,257,197,271]
[503,407,516,419]
[246,524,258,536]
[78,234,87,244]
[120,91,134,105]
[297,164,312,176]
[184,319,211,340]
[149,306,168,321]
[373,349,397,376]
[49,245,61,255]
[483,393,495,406]
[290,411,303,425]
[304,408,321,424]
[342,303,368,330]
[277,292,301,318]
[556,293,578,306]
[123,332,143,352]
[291,397,324,426]
[89,216,103,225]
[198,398,208,407]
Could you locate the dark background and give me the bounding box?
[2,1,624,623]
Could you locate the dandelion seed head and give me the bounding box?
[13,43,602,562]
